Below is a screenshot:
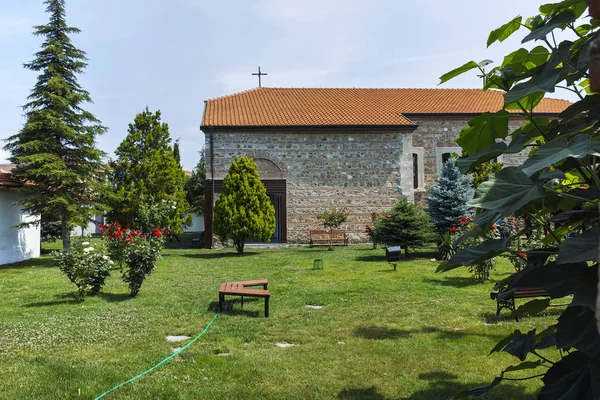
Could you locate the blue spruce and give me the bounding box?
[425,157,474,231]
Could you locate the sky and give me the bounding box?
[0,1,580,171]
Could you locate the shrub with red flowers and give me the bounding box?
[448,216,498,282]
[99,222,166,297]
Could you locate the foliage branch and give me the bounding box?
[440,1,599,397]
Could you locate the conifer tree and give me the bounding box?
[425,157,474,231]
[185,149,206,214]
[372,197,436,257]
[108,108,190,233]
[4,0,107,250]
[213,156,275,255]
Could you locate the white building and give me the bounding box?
[0,164,40,265]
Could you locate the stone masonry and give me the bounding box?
[206,118,533,244]
[206,129,413,244]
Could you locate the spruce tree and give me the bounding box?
[372,197,436,257]
[425,157,474,231]
[108,107,190,233]
[213,156,275,255]
[4,0,107,250]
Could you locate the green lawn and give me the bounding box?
[0,243,561,399]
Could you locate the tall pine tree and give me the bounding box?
[108,107,190,233]
[425,157,474,231]
[4,0,107,250]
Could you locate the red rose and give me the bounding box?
[115,230,122,237]
[519,252,526,259]
[490,225,496,230]
[130,231,137,236]
[450,227,457,233]
[153,229,162,237]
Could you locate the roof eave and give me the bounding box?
[200,124,419,132]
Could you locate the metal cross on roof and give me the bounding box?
[252,66,268,88]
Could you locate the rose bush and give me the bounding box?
[100,222,166,297]
[52,239,113,300]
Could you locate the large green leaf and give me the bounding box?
[556,306,599,352]
[439,60,492,85]
[469,167,545,216]
[444,238,508,270]
[456,111,510,155]
[456,142,507,173]
[540,351,591,399]
[501,46,550,69]
[487,16,523,47]
[504,360,544,372]
[512,298,551,318]
[511,261,586,298]
[558,228,600,264]
[439,61,478,85]
[503,329,537,361]
[571,265,599,310]
[521,134,600,176]
[522,10,577,43]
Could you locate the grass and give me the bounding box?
[0,242,563,399]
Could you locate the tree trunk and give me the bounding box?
[404,246,409,258]
[61,217,71,251]
[235,239,244,255]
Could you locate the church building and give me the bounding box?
[200,88,570,246]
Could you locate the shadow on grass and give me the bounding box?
[181,251,260,259]
[405,371,535,400]
[0,256,56,271]
[100,292,133,302]
[339,378,534,400]
[424,277,484,288]
[23,293,80,307]
[481,306,565,324]
[355,255,387,262]
[338,386,386,399]
[206,301,261,318]
[353,325,507,341]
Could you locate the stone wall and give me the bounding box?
[206,129,414,243]
[206,118,532,244]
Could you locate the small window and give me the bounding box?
[410,147,424,190]
[413,154,419,189]
[436,147,462,174]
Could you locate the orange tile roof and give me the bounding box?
[202,88,571,128]
[0,164,30,187]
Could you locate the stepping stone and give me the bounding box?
[275,342,298,348]
[217,353,230,357]
[306,304,323,309]
[166,335,191,342]
[338,341,346,345]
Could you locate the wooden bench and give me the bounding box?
[218,280,270,317]
[308,230,348,247]
[490,287,550,321]
[330,230,349,246]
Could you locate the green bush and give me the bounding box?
[213,156,275,255]
[52,239,113,300]
[317,208,350,229]
[371,198,436,257]
[122,231,165,297]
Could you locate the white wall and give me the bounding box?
[0,189,40,265]
[184,213,204,233]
